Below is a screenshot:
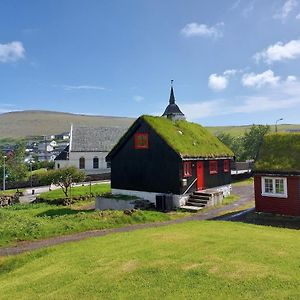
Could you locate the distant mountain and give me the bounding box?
[0,110,135,138]
[0,110,299,139]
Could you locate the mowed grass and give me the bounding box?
[1,221,300,299]
[0,202,189,247]
[38,183,111,202]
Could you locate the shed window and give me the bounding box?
[93,157,99,169]
[209,161,218,175]
[183,161,192,177]
[79,157,85,169]
[224,160,230,173]
[134,133,149,149]
[261,177,287,198]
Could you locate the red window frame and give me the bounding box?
[134,132,149,149]
[183,161,192,177]
[209,160,218,175]
[224,160,230,173]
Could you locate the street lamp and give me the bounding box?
[29,159,33,188]
[275,118,283,133]
[3,155,6,192]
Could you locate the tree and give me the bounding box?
[42,167,85,198]
[6,143,27,190]
[242,124,270,161]
[216,132,244,161]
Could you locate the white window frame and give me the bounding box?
[261,176,288,198]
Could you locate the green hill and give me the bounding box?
[0,110,135,139]
[0,110,299,140]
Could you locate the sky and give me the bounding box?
[1,0,300,126]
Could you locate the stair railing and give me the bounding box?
[183,178,197,195]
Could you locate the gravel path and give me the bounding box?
[0,184,254,256]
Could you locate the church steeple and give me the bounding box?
[162,80,185,121]
[169,80,175,105]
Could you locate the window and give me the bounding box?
[93,157,99,169]
[57,163,60,169]
[79,157,85,169]
[209,160,218,175]
[262,177,287,198]
[224,160,230,173]
[183,161,192,177]
[134,132,149,149]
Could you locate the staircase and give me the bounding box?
[180,188,225,212]
[187,191,212,207]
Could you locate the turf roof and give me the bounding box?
[142,115,234,158]
[255,133,300,172]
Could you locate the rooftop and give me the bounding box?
[142,115,233,158]
[255,133,300,173]
[71,126,127,152]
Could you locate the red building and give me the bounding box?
[254,133,300,216]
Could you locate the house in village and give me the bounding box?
[106,86,234,208]
[54,125,127,176]
[254,133,300,216]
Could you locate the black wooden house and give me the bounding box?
[106,87,234,208]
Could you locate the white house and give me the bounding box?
[54,125,127,175]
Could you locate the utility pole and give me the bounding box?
[3,155,6,192]
[275,118,283,133]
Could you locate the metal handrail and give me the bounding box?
[183,178,197,195]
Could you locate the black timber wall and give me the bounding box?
[110,120,182,194]
[179,159,232,194]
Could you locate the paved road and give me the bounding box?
[0,184,254,256]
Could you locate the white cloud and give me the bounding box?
[208,74,228,91]
[180,22,224,39]
[133,95,144,102]
[62,85,106,91]
[208,69,238,91]
[296,12,300,18]
[286,75,297,82]
[242,70,280,88]
[274,0,298,21]
[182,78,300,120]
[0,41,25,63]
[254,39,300,64]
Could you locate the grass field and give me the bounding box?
[0,221,300,299]
[37,183,111,203]
[0,110,134,138]
[1,110,299,139]
[0,202,189,247]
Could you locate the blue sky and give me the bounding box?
[1,0,300,126]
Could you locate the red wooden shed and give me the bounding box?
[254,133,300,216]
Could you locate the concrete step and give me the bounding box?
[190,194,210,201]
[193,191,213,197]
[186,201,206,207]
[188,197,208,204]
[180,205,204,212]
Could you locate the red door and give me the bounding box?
[196,161,204,190]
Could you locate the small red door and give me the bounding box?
[196,161,204,190]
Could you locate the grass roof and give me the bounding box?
[142,115,233,158]
[255,133,300,172]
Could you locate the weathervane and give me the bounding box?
[171,79,174,87]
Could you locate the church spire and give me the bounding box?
[169,80,175,105]
[162,80,186,121]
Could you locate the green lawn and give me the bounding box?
[1,221,300,299]
[0,188,24,196]
[38,183,111,203]
[232,177,254,186]
[0,202,189,248]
